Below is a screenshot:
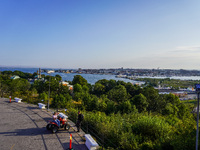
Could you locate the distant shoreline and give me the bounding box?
[1,67,200,81]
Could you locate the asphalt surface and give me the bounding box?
[0,98,88,150]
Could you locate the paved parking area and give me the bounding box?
[0,98,87,150]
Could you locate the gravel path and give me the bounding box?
[0,98,87,150]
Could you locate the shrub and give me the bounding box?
[132,116,172,142]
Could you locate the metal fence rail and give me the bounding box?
[68,113,119,149]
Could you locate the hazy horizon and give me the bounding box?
[1,65,200,71]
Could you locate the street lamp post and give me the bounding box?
[195,84,200,150]
[48,75,51,111]
[0,71,1,97]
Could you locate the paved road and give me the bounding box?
[0,98,87,150]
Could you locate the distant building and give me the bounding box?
[37,68,42,78]
[159,91,187,97]
[59,81,73,91]
[47,70,55,74]
[68,85,73,91]
[10,75,20,80]
[60,81,69,86]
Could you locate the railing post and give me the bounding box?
[87,122,88,133]
[102,132,104,150]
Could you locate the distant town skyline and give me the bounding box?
[0,0,200,70]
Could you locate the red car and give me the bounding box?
[46,113,70,133]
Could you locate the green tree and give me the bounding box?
[10,78,31,97]
[72,75,87,86]
[32,80,45,94]
[93,82,105,96]
[118,100,132,114]
[43,76,60,94]
[58,84,70,95]
[106,100,116,114]
[164,93,180,105]
[82,85,89,93]
[73,84,83,93]
[98,99,107,112]
[52,94,67,109]
[97,79,117,92]
[88,95,99,111]
[2,71,13,76]
[13,70,33,79]
[162,103,174,115]
[143,86,159,112]
[107,79,117,91]
[81,92,92,108]
[0,74,11,97]
[55,74,62,81]
[96,79,109,87]
[125,83,142,97]
[25,88,38,103]
[132,93,148,113]
[117,80,127,86]
[177,103,189,119]
[107,85,128,103]
[39,92,48,104]
[132,116,172,142]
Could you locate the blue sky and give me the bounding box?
[0,0,200,69]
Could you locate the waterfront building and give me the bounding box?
[10,75,20,80]
[47,70,55,73]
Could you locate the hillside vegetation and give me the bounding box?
[136,78,197,89]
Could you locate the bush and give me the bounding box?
[132,116,172,142]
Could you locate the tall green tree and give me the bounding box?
[164,93,181,105]
[10,78,31,97]
[39,92,48,104]
[88,95,99,111]
[106,100,116,114]
[52,94,67,109]
[93,82,105,96]
[72,75,88,86]
[55,74,62,81]
[132,93,148,113]
[58,84,70,95]
[118,100,132,114]
[143,86,159,112]
[32,80,45,94]
[73,84,83,93]
[107,85,128,103]
[0,74,11,97]
[125,83,142,97]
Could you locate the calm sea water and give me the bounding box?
[0,67,140,84]
[45,72,142,84]
[1,67,200,84]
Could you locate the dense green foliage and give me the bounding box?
[0,71,199,149]
[1,70,36,79]
[136,78,198,89]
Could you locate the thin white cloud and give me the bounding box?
[171,46,200,53]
